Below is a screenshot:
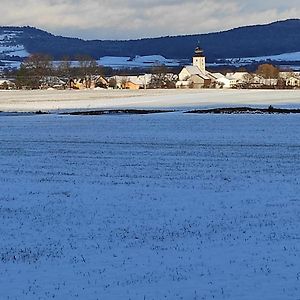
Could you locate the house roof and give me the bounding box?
[226,72,250,80]
[279,72,300,79]
[0,79,14,85]
[184,66,210,80]
[92,75,108,84]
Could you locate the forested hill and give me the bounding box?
[1,19,300,61]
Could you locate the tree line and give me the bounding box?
[10,54,103,89]
[5,54,182,89]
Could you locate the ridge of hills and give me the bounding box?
[0,19,300,67]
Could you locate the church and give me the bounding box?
[176,47,216,88]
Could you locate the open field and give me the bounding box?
[0,112,299,299]
[1,89,300,112]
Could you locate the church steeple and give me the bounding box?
[193,47,206,73]
[194,47,204,57]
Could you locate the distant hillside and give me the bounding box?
[1,19,300,62]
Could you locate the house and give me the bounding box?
[262,78,278,86]
[109,75,151,89]
[124,75,153,89]
[226,72,251,81]
[123,78,141,90]
[207,73,236,88]
[91,75,108,89]
[214,76,237,89]
[40,76,67,89]
[0,79,15,90]
[286,76,300,87]
[279,72,300,87]
[225,72,253,86]
[69,78,88,89]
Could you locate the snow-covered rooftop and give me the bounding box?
[184,66,211,80]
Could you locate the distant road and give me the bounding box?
[1,89,300,112]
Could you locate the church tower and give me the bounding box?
[193,47,206,73]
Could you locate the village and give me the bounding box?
[0,47,300,91]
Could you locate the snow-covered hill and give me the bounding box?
[0,30,29,59]
[1,19,300,71]
[0,29,30,71]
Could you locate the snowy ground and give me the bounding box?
[1,89,300,113]
[216,51,300,69]
[0,111,300,299]
[221,51,300,64]
[97,55,183,69]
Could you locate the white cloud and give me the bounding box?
[0,0,299,39]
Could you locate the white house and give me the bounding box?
[206,73,235,88]
[286,76,300,87]
[226,72,252,83]
[215,76,237,88]
[279,72,300,87]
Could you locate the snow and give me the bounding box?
[48,56,181,70]
[0,30,30,72]
[0,44,29,57]
[219,51,300,67]
[0,30,29,60]
[0,60,22,72]
[97,55,182,69]
[7,48,29,58]
[0,32,19,41]
[0,112,299,299]
[240,51,300,62]
[1,89,300,113]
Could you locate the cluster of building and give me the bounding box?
[1,47,300,90]
[176,47,300,89]
[68,74,157,90]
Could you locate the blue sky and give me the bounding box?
[1,0,300,39]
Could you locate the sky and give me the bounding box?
[1,0,300,40]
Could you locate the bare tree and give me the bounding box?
[121,76,128,89]
[242,73,254,88]
[58,56,72,77]
[149,64,175,89]
[256,64,279,79]
[76,55,101,88]
[108,77,117,89]
[15,54,53,89]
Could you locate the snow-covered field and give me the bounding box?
[97,55,183,69]
[213,51,300,70]
[1,89,300,113]
[1,54,183,71]
[222,51,300,65]
[0,112,299,299]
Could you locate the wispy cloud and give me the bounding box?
[0,0,299,39]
